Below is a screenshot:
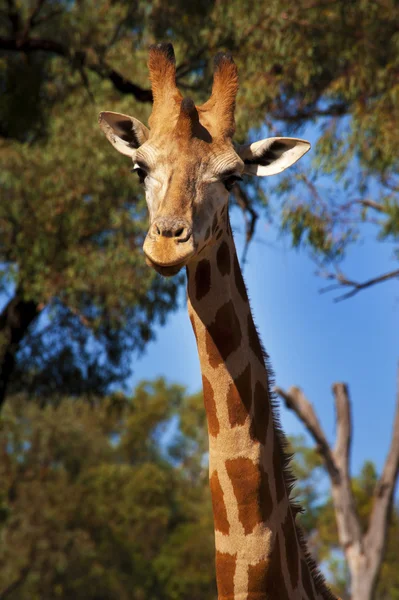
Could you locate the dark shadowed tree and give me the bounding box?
[0,380,216,600]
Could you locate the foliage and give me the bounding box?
[0,380,216,600]
[0,0,397,398]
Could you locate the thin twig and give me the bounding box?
[320,269,399,301]
[232,184,259,266]
[275,386,340,483]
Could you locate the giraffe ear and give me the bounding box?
[98,111,150,157]
[237,137,311,176]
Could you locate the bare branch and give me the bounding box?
[332,383,351,467]
[277,383,364,558]
[331,383,364,552]
[275,386,340,482]
[232,184,259,265]
[364,365,399,578]
[357,199,386,213]
[320,268,399,301]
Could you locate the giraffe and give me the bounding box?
[98,43,338,600]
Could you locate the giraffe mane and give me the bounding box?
[249,309,337,600]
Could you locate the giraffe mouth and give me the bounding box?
[144,255,186,277]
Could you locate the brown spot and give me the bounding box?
[216,241,231,276]
[225,457,273,534]
[248,315,265,366]
[248,559,268,597]
[282,510,300,589]
[204,226,211,241]
[301,558,315,599]
[212,212,218,233]
[234,253,247,302]
[207,300,242,365]
[227,363,252,427]
[205,329,223,369]
[202,375,219,437]
[273,434,286,504]
[216,229,223,240]
[189,314,197,339]
[264,534,290,599]
[195,259,211,301]
[215,552,236,598]
[210,470,230,534]
[250,381,270,444]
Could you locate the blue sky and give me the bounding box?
[131,145,398,479]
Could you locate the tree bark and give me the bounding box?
[0,294,39,408]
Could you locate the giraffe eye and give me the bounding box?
[223,175,242,191]
[131,164,148,184]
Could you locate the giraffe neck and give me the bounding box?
[187,216,333,600]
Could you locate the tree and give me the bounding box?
[0,380,217,599]
[2,0,397,289]
[0,0,186,405]
[1,0,397,403]
[276,369,399,600]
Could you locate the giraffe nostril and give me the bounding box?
[150,223,162,237]
[150,218,192,242]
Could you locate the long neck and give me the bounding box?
[187,217,334,600]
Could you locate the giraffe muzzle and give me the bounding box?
[143,216,195,276]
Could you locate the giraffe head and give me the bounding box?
[99,43,310,276]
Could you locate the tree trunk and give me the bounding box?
[349,555,377,600]
[0,295,39,408]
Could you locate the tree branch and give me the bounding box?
[232,184,259,265]
[276,383,364,558]
[274,102,348,123]
[320,268,399,301]
[21,0,45,40]
[0,543,36,599]
[331,383,364,554]
[275,386,340,483]
[364,365,399,583]
[0,37,153,103]
[357,199,386,213]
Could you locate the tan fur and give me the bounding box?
[147,44,182,133]
[199,54,239,138]
[187,227,332,600]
